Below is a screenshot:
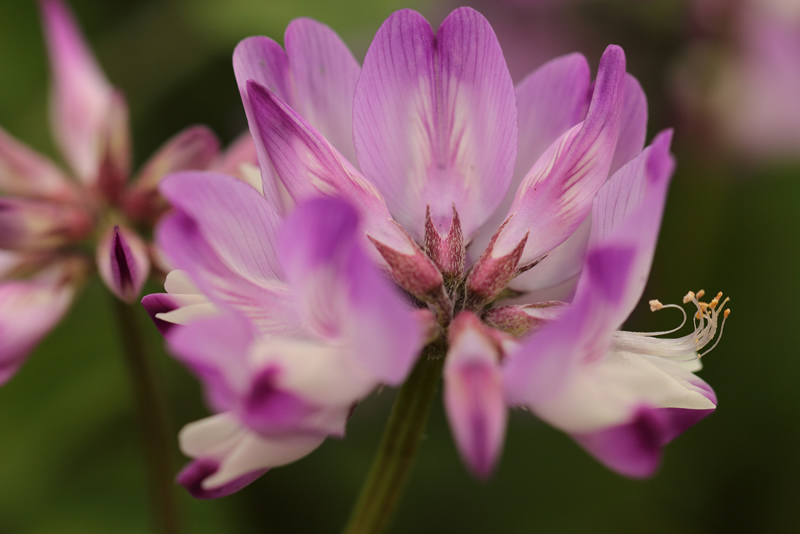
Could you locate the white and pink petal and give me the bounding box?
[177,413,325,499]
[444,313,507,478]
[278,197,424,385]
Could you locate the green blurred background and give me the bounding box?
[1,0,798,532]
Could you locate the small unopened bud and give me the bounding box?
[97,224,150,302]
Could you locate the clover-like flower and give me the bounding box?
[146,6,726,497]
[0,0,222,382]
[145,177,423,498]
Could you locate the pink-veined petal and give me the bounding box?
[160,172,284,282]
[284,18,361,165]
[156,211,301,336]
[470,53,592,259]
[245,81,414,256]
[444,313,507,478]
[353,8,517,239]
[278,197,423,385]
[233,36,293,211]
[40,0,113,182]
[515,53,592,191]
[492,45,627,266]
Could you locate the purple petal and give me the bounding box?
[284,18,361,165]
[444,313,507,478]
[278,197,423,385]
[585,129,675,325]
[493,45,627,266]
[233,36,293,108]
[0,127,75,200]
[245,81,413,255]
[141,293,181,336]
[241,365,320,435]
[233,36,293,209]
[40,0,114,182]
[96,225,150,303]
[509,341,716,462]
[239,362,351,438]
[168,313,254,413]
[0,273,75,384]
[503,242,642,407]
[125,126,220,221]
[177,458,267,500]
[353,8,517,239]
[573,404,715,479]
[159,171,285,282]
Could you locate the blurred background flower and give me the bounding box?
[674,0,800,164]
[0,0,798,533]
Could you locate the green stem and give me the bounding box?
[343,343,446,534]
[111,296,181,534]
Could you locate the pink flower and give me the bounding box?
[0,0,221,384]
[146,180,423,498]
[148,7,725,494]
[675,0,800,161]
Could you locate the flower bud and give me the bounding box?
[96,224,150,302]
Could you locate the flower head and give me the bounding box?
[146,176,423,497]
[148,7,726,494]
[0,0,223,383]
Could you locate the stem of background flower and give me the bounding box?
[111,296,181,534]
[342,342,447,534]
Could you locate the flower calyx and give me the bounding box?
[463,218,532,312]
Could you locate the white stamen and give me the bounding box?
[613,289,731,361]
